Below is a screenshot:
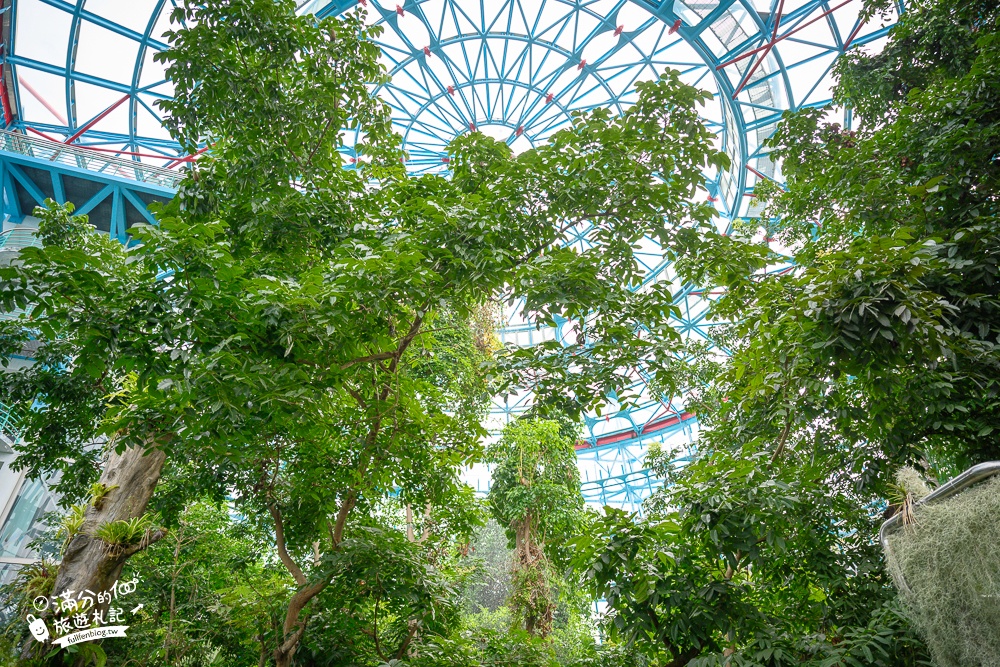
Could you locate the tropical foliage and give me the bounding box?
[0,0,724,665]
[3,0,998,664]
[572,0,1000,663]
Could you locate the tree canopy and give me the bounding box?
[4,0,997,664]
[573,0,1000,663]
[0,0,728,665]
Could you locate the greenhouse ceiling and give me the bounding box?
[0,0,898,508]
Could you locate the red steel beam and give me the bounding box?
[25,125,60,141]
[574,411,697,451]
[165,145,208,168]
[0,47,12,125]
[28,125,198,167]
[74,145,183,161]
[17,75,68,126]
[732,0,785,97]
[717,0,853,72]
[633,364,676,417]
[0,76,13,126]
[842,18,866,50]
[15,84,199,167]
[64,93,130,145]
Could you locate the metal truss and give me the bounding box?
[0,0,900,510]
[0,0,191,166]
[0,128,175,238]
[0,400,21,452]
[301,0,897,216]
[576,414,698,510]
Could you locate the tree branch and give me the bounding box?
[372,575,387,661]
[331,492,357,546]
[770,418,792,464]
[340,351,397,371]
[326,519,337,548]
[388,312,425,375]
[273,307,427,665]
[269,504,306,586]
[346,386,368,409]
[723,550,742,581]
[395,621,420,661]
[278,606,313,654]
[122,528,168,558]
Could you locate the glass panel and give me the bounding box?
[0,562,26,625]
[0,478,59,560]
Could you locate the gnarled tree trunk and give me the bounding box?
[512,514,554,637]
[21,441,167,662]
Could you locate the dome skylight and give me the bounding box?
[1,0,898,507]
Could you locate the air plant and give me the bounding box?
[58,504,88,553]
[87,481,119,509]
[94,513,160,557]
[887,467,934,531]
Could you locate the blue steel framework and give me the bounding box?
[0,0,898,510]
[0,128,178,237]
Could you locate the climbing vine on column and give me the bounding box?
[485,419,583,637]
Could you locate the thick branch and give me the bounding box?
[395,621,420,661]
[122,528,168,558]
[331,492,357,546]
[326,519,337,548]
[723,550,742,581]
[770,419,792,463]
[273,309,426,664]
[273,571,332,662]
[269,504,306,586]
[332,384,387,548]
[340,351,397,371]
[346,386,368,409]
[388,312,425,374]
[278,606,312,654]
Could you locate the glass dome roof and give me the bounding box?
[0,0,899,507]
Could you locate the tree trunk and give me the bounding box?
[270,500,334,667]
[258,635,269,667]
[511,514,554,637]
[22,441,167,661]
[165,523,186,665]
